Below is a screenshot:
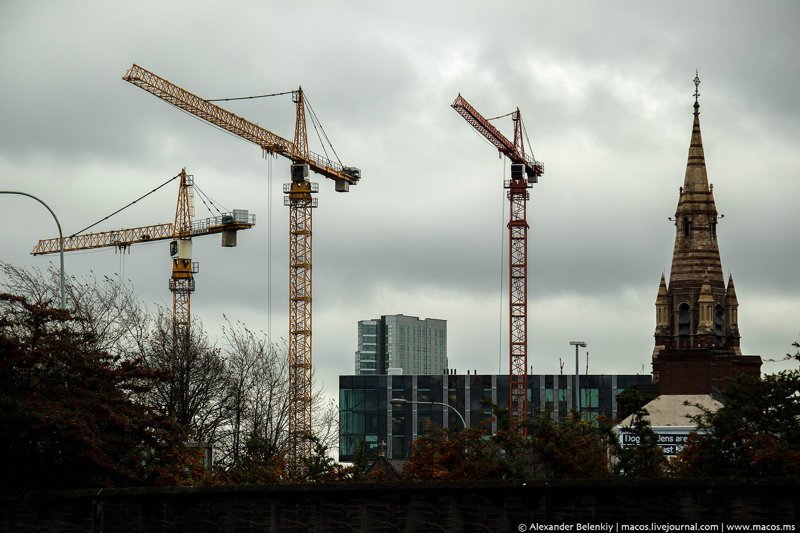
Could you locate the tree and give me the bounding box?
[301,435,352,482]
[210,318,341,482]
[142,309,230,447]
[0,261,150,360]
[610,398,666,478]
[525,412,611,479]
[0,293,202,489]
[2,263,343,484]
[670,348,800,478]
[216,317,289,469]
[401,406,611,482]
[402,423,509,481]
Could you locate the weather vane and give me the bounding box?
[693,69,701,104]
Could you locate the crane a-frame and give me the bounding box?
[122,64,360,465]
[452,94,544,431]
[32,168,255,343]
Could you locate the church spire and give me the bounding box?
[684,70,709,193]
[652,74,761,393]
[668,71,724,294]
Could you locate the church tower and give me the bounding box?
[651,73,760,394]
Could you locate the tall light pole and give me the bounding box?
[390,398,467,429]
[0,191,65,308]
[569,341,587,417]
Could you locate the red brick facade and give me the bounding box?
[654,350,762,395]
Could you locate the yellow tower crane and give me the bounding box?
[121,64,361,466]
[32,168,255,343]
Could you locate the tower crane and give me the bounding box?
[122,64,360,466]
[451,94,544,431]
[32,168,255,343]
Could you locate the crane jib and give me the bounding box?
[451,94,544,178]
[123,64,360,186]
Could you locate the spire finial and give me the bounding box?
[693,70,701,115]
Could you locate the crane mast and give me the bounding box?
[33,168,255,345]
[31,168,256,338]
[123,64,360,469]
[452,94,544,431]
[170,169,196,344]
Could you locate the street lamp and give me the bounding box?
[0,191,65,308]
[569,341,587,417]
[390,398,467,429]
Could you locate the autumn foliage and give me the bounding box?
[669,354,800,478]
[0,294,203,489]
[402,409,611,481]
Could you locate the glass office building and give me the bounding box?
[355,315,447,375]
[339,373,652,462]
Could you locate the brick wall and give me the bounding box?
[1,480,796,531]
[656,350,761,394]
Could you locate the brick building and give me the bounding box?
[651,74,761,394]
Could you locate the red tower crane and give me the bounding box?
[452,94,544,431]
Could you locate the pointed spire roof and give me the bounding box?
[668,71,725,294]
[684,70,709,192]
[726,274,739,305]
[698,273,714,303]
[656,273,668,303]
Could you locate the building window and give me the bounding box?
[715,304,725,337]
[678,303,691,337]
[545,388,554,414]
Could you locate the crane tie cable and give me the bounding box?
[194,182,227,216]
[69,172,181,237]
[206,90,294,102]
[304,94,343,166]
[486,111,515,121]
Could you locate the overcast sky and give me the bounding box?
[2,1,798,397]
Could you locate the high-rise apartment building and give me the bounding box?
[355,315,447,375]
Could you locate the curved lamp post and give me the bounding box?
[0,191,65,308]
[390,398,467,429]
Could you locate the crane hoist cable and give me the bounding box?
[267,154,273,341]
[498,158,507,375]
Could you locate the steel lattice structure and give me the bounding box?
[286,179,316,461]
[506,178,531,424]
[33,168,255,347]
[452,94,544,431]
[123,64,359,472]
[170,169,195,344]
